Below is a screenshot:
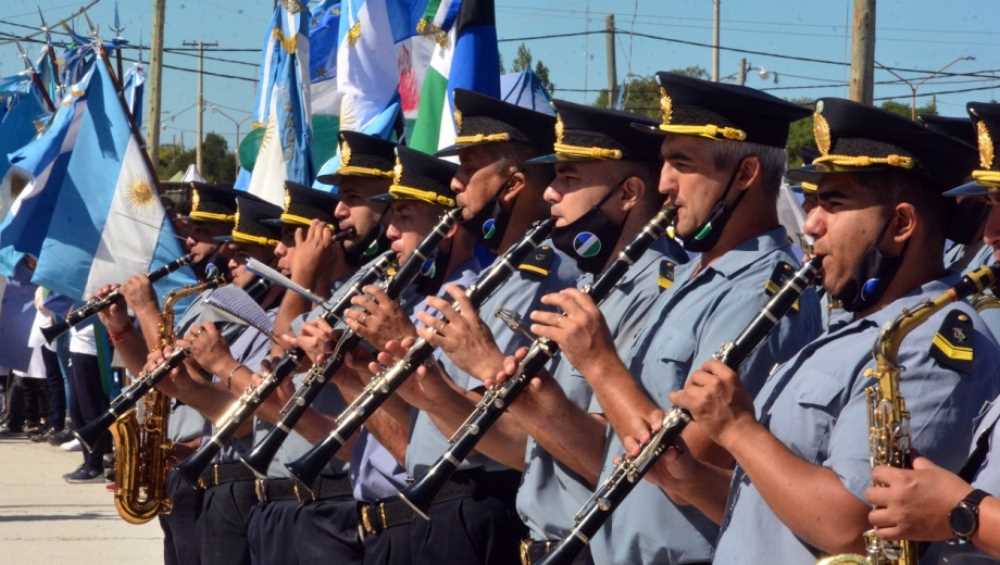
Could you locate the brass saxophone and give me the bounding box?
[110,278,219,524]
[818,264,1000,565]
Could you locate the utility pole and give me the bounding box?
[183,39,219,175]
[147,0,165,163]
[848,0,875,105]
[712,0,720,82]
[738,57,747,86]
[605,15,618,109]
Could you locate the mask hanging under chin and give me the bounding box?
[835,218,907,313]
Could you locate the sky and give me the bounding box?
[1,0,998,152]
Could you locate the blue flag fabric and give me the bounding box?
[31,57,193,300]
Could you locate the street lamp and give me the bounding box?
[209,106,252,176]
[877,56,975,119]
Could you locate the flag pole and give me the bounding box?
[14,41,57,113]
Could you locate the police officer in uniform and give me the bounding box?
[496,72,823,564]
[95,182,238,565]
[242,182,364,565]
[659,97,1000,564]
[863,101,1000,562]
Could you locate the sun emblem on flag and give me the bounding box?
[127,180,155,209]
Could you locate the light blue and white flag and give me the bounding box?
[30,57,194,301]
[0,71,90,276]
[337,0,401,133]
[247,3,314,206]
[122,63,145,129]
[312,100,400,191]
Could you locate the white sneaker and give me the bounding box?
[60,438,81,452]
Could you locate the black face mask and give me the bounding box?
[835,216,907,313]
[551,181,626,274]
[465,175,516,254]
[683,159,747,253]
[415,238,452,296]
[345,203,391,268]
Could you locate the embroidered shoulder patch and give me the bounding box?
[765,261,799,312]
[658,260,676,291]
[930,309,975,373]
[518,245,555,280]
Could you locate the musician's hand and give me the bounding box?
[186,323,236,377]
[365,337,452,408]
[529,288,616,378]
[294,318,337,365]
[866,457,971,542]
[145,347,180,398]
[120,274,158,316]
[416,284,504,383]
[668,359,755,449]
[621,429,701,506]
[345,285,418,348]
[291,220,338,290]
[93,284,131,334]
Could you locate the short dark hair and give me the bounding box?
[709,139,786,195]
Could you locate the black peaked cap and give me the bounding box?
[436,88,557,157]
[389,146,459,208]
[527,99,662,164]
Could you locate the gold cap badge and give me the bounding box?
[453,108,463,132]
[555,114,565,145]
[813,101,831,156]
[978,120,995,170]
[659,87,673,126]
[392,158,403,186]
[340,139,352,167]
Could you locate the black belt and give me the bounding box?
[357,469,521,540]
[255,476,353,504]
[519,539,595,565]
[357,498,415,540]
[197,462,256,489]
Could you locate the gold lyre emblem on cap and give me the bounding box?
[555,114,565,145]
[340,139,352,167]
[190,185,201,213]
[978,120,995,169]
[392,158,404,186]
[659,87,673,126]
[813,102,832,156]
[453,108,463,132]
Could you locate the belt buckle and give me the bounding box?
[360,505,376,538]
[378,502,389,530]
[293,482,314,505]
[254,479,267,504]
[519,539,531,565]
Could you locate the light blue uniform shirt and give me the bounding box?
[404,242,584,477]
[351,257,479,503]
[590,227,823,565]
[714,274,1000,565]
[517,237,688,542]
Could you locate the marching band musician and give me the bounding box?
[658,98,1000,564]
[146,192,286,565]
[94,182,238,565]
[492,73,822,565]
[864,101,1000,563]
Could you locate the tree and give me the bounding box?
[593,66,710,119]
[155,133,237,184]
[510,43,554,94]
[879,99,938,119]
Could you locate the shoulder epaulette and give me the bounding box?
[658,260,677,291]
[930,309,975,373]
[518,245,555,280]
[765,261,799,312]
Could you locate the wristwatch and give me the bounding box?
[949,488,990,542]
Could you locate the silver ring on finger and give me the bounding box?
[358,312,368,325]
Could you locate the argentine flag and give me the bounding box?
[337,0,401,134]
[247,3,314,206]
[30,56,194,301]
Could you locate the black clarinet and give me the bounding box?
[286,217,557,493]
[237,254,397,477]
[398,206,678,519]
[43,254,195,343]
[539,255,823,565]
[177,209,462,486]
[73,268,230,453]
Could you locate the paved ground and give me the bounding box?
[0,436,161,565]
